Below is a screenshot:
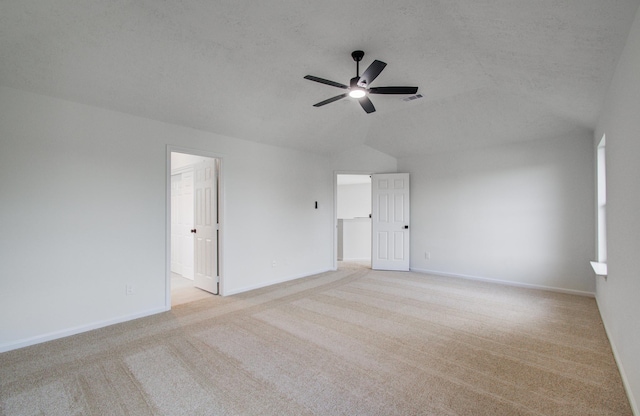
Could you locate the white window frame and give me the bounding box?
[591,134,607,276]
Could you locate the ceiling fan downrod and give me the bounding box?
[351,50,365,78]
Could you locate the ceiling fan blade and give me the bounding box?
[313,93,348,107]
[358,96,376,113]
[304,75,348,89]
[357,60,387,87]
[369,86,418,95]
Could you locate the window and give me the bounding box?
[597,135,607,263]
[591,134,607,276]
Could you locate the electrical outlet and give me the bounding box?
[425,252,431,260]
[272,260,277,267]
[126,284,135,295]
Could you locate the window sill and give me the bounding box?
[590,261,607,276]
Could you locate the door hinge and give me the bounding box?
[216,276,220,283]
[216,223,220,230]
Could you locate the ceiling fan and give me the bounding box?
[304,50,418,114]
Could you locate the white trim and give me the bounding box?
[0,307,168,354]
[410,268,595,297]
[223,268,332,296]
[596,298,639,415]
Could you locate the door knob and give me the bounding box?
[404,225,409,229]
[190,229,197,233]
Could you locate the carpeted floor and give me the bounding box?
[0,268,632,415]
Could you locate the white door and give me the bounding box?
[170,172,195,279]
[178,171,195,279]
[193,160,218,294]
[170,174,181,274]
[371,173,410,271]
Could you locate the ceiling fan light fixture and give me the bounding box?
[349,89,366,98]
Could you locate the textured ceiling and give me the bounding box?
[1,0,638,157]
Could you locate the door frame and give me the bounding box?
[333,170,374,271]
[166,146,225,308]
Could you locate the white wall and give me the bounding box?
[337,182,371,219]
[329,144,397,174]
[338,218,371,261]
[399,133,596,294]
[0,86,335,351]
[594,5,640,412]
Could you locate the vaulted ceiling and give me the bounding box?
[1,1,638,157]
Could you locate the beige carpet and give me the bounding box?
[0,268,632,415]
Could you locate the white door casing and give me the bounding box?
[193,160,218,294]
[371,173,410,271]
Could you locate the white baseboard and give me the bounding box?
[410,267,595,297]
[222,268,333,296]
[596,298,639,416]
[0,306,168,354]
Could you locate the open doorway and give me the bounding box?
[336,174,372,270]
[168,150,223,306]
